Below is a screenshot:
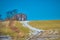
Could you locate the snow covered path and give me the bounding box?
[20,21,44,35]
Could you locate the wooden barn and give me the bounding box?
[12,13,27,21]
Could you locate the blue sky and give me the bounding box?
[0,0,60,20]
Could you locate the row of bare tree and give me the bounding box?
[0,9,18,21]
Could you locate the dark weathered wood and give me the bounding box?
[13,13,27,21]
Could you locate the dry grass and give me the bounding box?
[29,20,60,30]
[0,20,60,40]
[29,20,60,40]
[0,21,30,40]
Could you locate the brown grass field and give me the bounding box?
[29,20,60,30]
[0,21,30,40]
[0,20,60,40]
[29,20,60,40]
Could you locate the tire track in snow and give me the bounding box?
[20,21,44,35]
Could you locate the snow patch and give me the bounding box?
[20,21,44,35]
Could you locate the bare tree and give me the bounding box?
[6,9,18,20]
[0,14,3,21]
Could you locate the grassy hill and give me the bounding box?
[29,20,60,30]
[0,21,30,40]
[0,20,60,40]
[29,20,60,40]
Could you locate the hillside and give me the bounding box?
[29,20,60,40]
[0,21,30,40]
[0,20,60,40]
[29,20,60,30]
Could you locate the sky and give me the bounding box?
[0,0,60,20]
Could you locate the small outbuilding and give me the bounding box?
[12,13,27,21]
